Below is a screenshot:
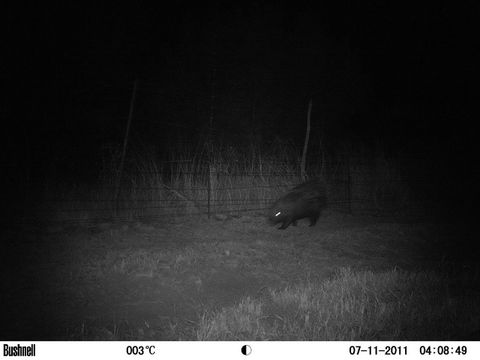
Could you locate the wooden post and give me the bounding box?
[345,153,352,214]
[207,165,211,219]
[114,78,138,215]
[207,164,216,219]
[300,98,312,181]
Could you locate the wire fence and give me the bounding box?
[6,159,450,227]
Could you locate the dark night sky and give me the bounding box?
[4,1,478,176]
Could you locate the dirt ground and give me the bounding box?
[1,212,474,340]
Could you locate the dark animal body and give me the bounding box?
[269,179,327,230]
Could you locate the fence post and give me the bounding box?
[345,153,352,214]
[207,164,211,219]
[208,164,217,219]
[300,98,312,181]
[114,78,138,216]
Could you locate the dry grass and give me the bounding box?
[36,141,416,224]
[196,268,480,341]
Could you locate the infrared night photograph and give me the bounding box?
[1,1,479,341]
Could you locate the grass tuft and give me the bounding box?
[196,268,480,340]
